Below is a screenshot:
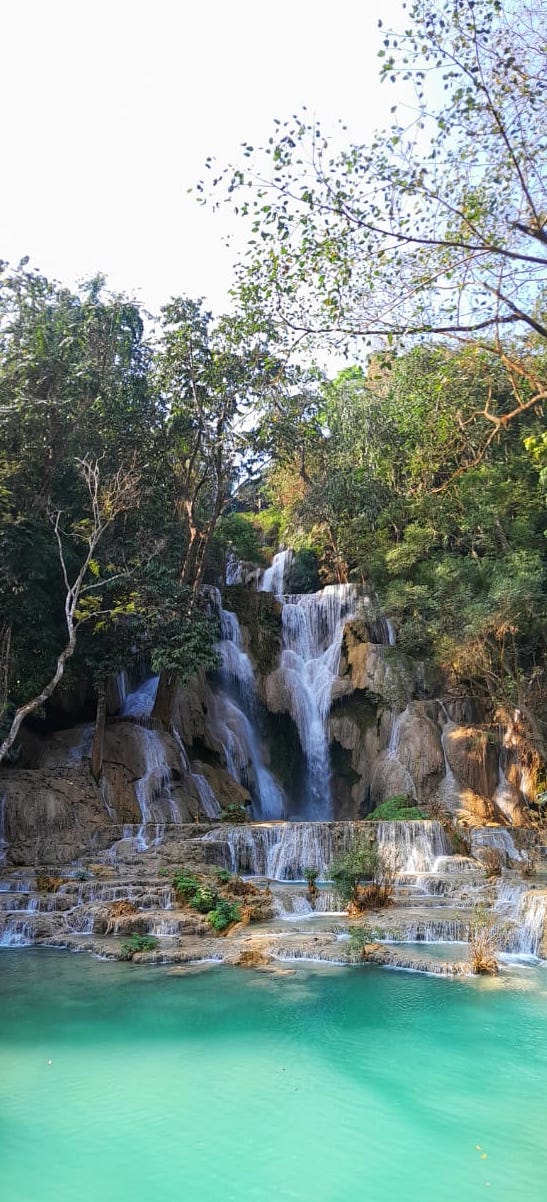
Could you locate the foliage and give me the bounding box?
[347,923,381,962]
[218,803,249,824]
[119,934,159,960]
[303,867,319,886]
[367,796,426,821]
[206,898,241,931]
[329,840,380,904]
[172,871,201,900]
[213,867,233,884]
[467,906,502,975]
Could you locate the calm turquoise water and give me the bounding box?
[1,951,546,1202]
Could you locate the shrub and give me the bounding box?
[367,795,426,821]
[303,866,319,908]
[189,884,218,914]
[347,923,381,961]
[214,868,233,884]
[467,906,501,975]
[219,803,249,824]
[119,934,159,961]
[173,871,201,899]
[330,840,381,905]
[206,899,241,932]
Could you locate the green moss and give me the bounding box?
[366,796,427,821]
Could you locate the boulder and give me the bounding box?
[394,704,445,801]
[1,767,113,865]
[444,726,499,798]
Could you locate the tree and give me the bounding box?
[0,456,139,764]
[201,0,546,455]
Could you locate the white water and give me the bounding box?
[494,879,547,956]
[376,821,450,874]
[121,676,159,718]
[191,773,222,820]
[259,549,293,595]
[200,822,359,880]
[207,593,285,820]
[260,566,360,817]
[133,728,179,848]
[470,827,524,863]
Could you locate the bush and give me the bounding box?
[367,795,426,821]
[173,871,201,899]
[303,865,319,908]
[482,848,503,878]
[214,868,233,884]
[468,906,501,975]
[219,803,249,824]
[347,923,381,961]
[119,934,159,961]
[206,899,241,932]
[189,884,218,914]
[330,840,380,905]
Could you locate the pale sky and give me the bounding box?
[1,0,408,316]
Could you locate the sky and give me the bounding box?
[1,0,409,316]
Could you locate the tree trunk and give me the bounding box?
[90,681,107,781]
[151,670,179,727]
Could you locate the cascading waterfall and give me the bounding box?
[376,821,451,874]
[199,821,359,880]
[191,773,222,820]
[133,727,180,849]
[260,555,360,817]
[470,827,524,863]
[494,879,547,957]
[121,676,159,719]
[207,589,285,820]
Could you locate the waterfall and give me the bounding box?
[209,594,285,820]
[470,827,524,863]
[259,549,293,595]
[121,676,159,719]
[260,572,360,818]
[199,821,359,880]
[436,703,462,809]
[66,723,94,763]
[133,728,180,848]
[376,821,451,874]
[494,880,547,957]
[191,773,222,820]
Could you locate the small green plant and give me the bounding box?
[214,868,233,884]
[367,795,426,821]
[206,899,241,932]
[189,884,218,914]
[303,867,319,886]
[119,934,159,960]
[347,923,380,961]
[219,803,249,824]
[303,866,319,908]
[158,867,170,877]
[173,871,201,899]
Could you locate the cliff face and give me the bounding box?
[0,577,534,870]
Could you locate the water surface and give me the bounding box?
[1,950,546,1202]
